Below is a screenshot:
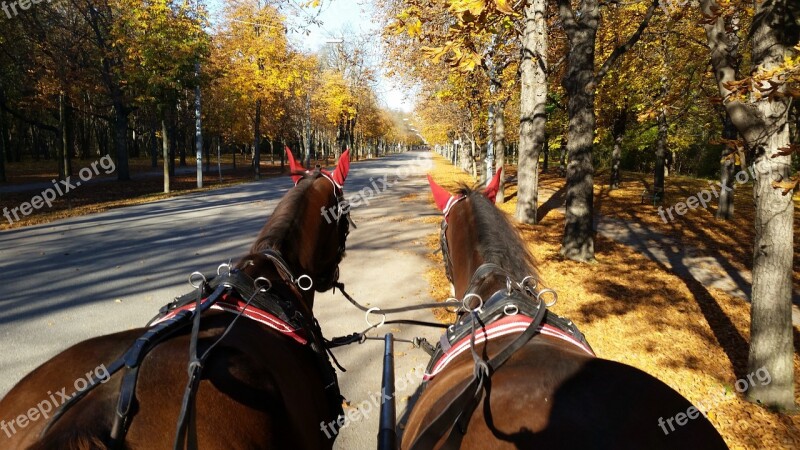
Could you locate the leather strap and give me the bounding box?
[39,285,226,445]
[173,283,206,450]
[408,299,547,449]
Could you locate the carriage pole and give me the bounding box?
[378,333,397,450]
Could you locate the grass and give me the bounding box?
[424,154,800,450]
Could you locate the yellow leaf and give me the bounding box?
[772,177,799,195]
[407,19,422,38]
[451,0,486,16]
[495,0,515,14]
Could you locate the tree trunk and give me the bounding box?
[653,109,667,198]
[715,6,742,219]
[495,101,507,204]
[558,0,599,262]
[610,108,626,189]
[169,113,176,177]
[716,113,738,219]
[484,103,495,184]
[179,133,187,167]
[150,118,159,168]
[0,110,6,182]
[470,138,478,179]
[2,112,12,166]
[542,134,549,173]
[254,99,261,180]
[749,95,794,409]
[113,101,130,181]
[280,140,285,172]
[515,0,548,223]
[269,139,275,166]
[701,0,796,409]
[204,135,211,174]
[162,118,170,193]
[58,92,73,181]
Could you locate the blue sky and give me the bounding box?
[207,0,413,112]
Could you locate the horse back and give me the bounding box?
[0,312,335,450]
[403,335,727,449]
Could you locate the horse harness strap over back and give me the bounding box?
[40,261,345,450]
[410,264,594,450]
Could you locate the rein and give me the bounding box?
[39,258,346,450]
[408,266,550,449]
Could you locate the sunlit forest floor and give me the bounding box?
[0,153,354,230]
[424,154,800,449]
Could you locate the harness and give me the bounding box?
[438,196,465,283]
[423,287,594,381]
[39,173,352,450]
[413,208,595,448]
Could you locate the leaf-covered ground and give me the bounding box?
[424,154,800,449]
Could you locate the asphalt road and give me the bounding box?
[0,151,443,449]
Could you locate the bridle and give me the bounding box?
[38,171,354,450]
[292,168,353,292]
[438,194,466,285]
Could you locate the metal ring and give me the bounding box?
[520,276,538,292]
[503,304,519,316]
[365,307,386,329]
[253,277,272,293]
[537,288,558,307]
[217,263,231,276]
[506,277,513,294]
[443,298,462,313]
[189,272,206,288]
[296,275,313,291]
[462,293,483,313]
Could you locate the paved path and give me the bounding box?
[0,151,443,449]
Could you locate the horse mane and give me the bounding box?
[249,171,323,255]
[455,183,538,281]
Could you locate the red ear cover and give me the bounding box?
[286,147,304,184]
[332,149,350,185]
[484,167,503,203]
[428,174,452,212]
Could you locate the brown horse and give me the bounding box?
[401,172,728,449]
[0,149,352,450]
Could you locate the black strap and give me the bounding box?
[173,283,206,450]
[39,303,203,440]
[334,281,456,314]
[408,300,547,449]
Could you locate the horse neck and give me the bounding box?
[244,179,336,310]
[448,201,499,299]
[448,197,533,299]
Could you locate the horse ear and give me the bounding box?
[332,148,350,185]
[427,174,452,212]
[286,146,304,184]
[484,167,502,203]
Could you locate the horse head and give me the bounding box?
[238,148,352,308]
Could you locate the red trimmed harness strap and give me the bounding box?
[152,292,307,345]
[423,314,594,381]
